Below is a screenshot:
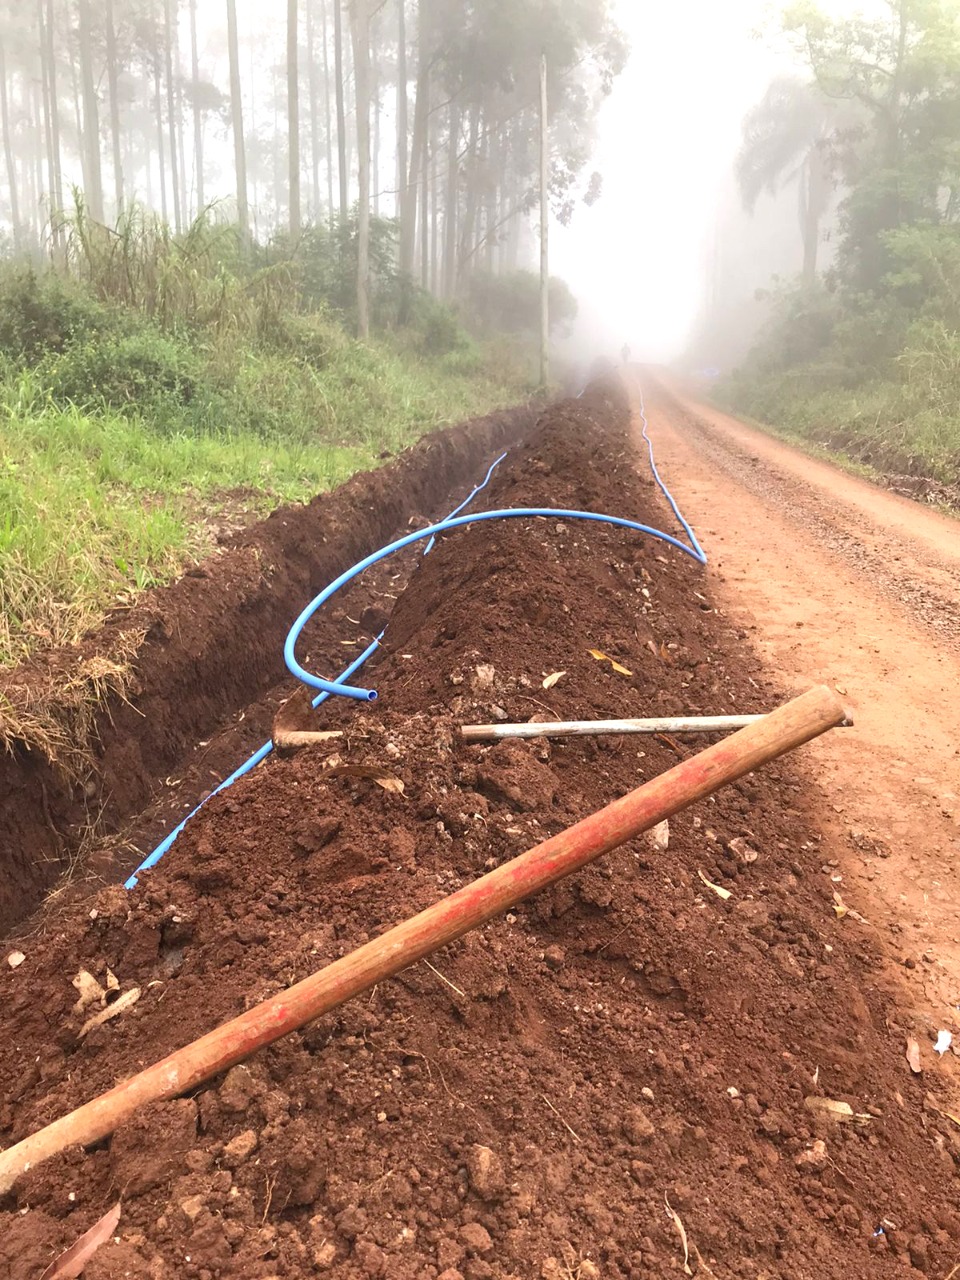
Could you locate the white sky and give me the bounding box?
[551,0,795,362]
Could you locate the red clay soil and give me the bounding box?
[1,383,957,1279]
[0,405,534,933]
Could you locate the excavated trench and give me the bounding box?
[0,404,534,934]
[0,380,956,1278]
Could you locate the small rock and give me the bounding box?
[314,1242,337,1268]
[180,1195,206,1222]
[490,705,509,722]
[640,1087,654,1102]
[459,1223,493,1254]
[223,1129,259,1167]
[473,665,496,691]
[794,1140,829,1173]
[354,1239,387,1277]
[543,945,566,971]
[6,951,25,968]
[579,1263,600,1280]
[727,836,758,864]
[465,1144,506,1201]
[647,820,669,852]
[622,1107,655,1145]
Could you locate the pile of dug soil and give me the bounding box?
[1,383,956,1279]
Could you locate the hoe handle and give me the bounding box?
[0,684,846,1195]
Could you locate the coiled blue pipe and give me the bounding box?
[127,383,705,886]
[284,506,704,702]
[125,449,510,888]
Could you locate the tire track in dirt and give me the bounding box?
[639,377,960,1059]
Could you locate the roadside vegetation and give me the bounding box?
[718,1,960,495]
[0,206,539,667]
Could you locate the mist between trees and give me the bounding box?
[699,0,960,497]
[0,0,625,342]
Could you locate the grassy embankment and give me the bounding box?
[0,213,534,668]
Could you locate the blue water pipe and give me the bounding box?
[284,506,704,702]
[125,449,509,888]
[127,383,705,887]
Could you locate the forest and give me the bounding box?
[0,0,624,665]
[720,0,960,496]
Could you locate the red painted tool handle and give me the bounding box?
[0,684,846,1195]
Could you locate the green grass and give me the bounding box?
[715,370,960,492]
[0,334,531,667]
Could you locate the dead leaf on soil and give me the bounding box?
[39,1201,121,1279]
[664,1194,692,1276]
[587,649,633,677]
[78,987,140,1039]
[832,890,868,924]
[906,1037,922,1074]
[542,671,566,690]
[72,969,106,1013]
[325,763,405,794]
[698,869,732,901]
[803,1096,874,1125]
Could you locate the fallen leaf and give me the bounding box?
[935,1107,960,1130]
[6,951,25,969]
[647,820,670,852]
[727,836,758,865]
[698,869,732,901]
[906,1037,922,1074]
[587,649,633,677]
[542,671,566,690]
[935,1030,953,1057]
[79,987,140,1039]
[803,1096,873,1124]
[664,1194,692,1277]
[40,1202,121,1279]
[832,888,867,923]
[72,969,106,1014]
[326,764,405,794]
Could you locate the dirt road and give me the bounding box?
[640,380,960,1048]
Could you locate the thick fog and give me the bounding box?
[0,0,889,372]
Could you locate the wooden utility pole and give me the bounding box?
[539,51,549,389]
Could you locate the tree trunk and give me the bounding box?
[105,0,124,213]
[0,47,20,254]
[350,0,371,338]
[456,104,482,291]
[396,0,408,233]
[538,53,549,388]
[443,100,460,299]
[334,0,348,220]
[163,0,182,232]
[189,0,204,209]
[154,53,168,222]
[288,0,301,238]
[306,0,321,218]
[321,0,334,216]
[77,0,104,221]
[174,3,189,221]
[44,0,63,232]
[401,0,426,282]
[428,106,437,292]
[226,0,249,244]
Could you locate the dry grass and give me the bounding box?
[0,627,145,779]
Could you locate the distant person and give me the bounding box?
[621,344,631,364]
